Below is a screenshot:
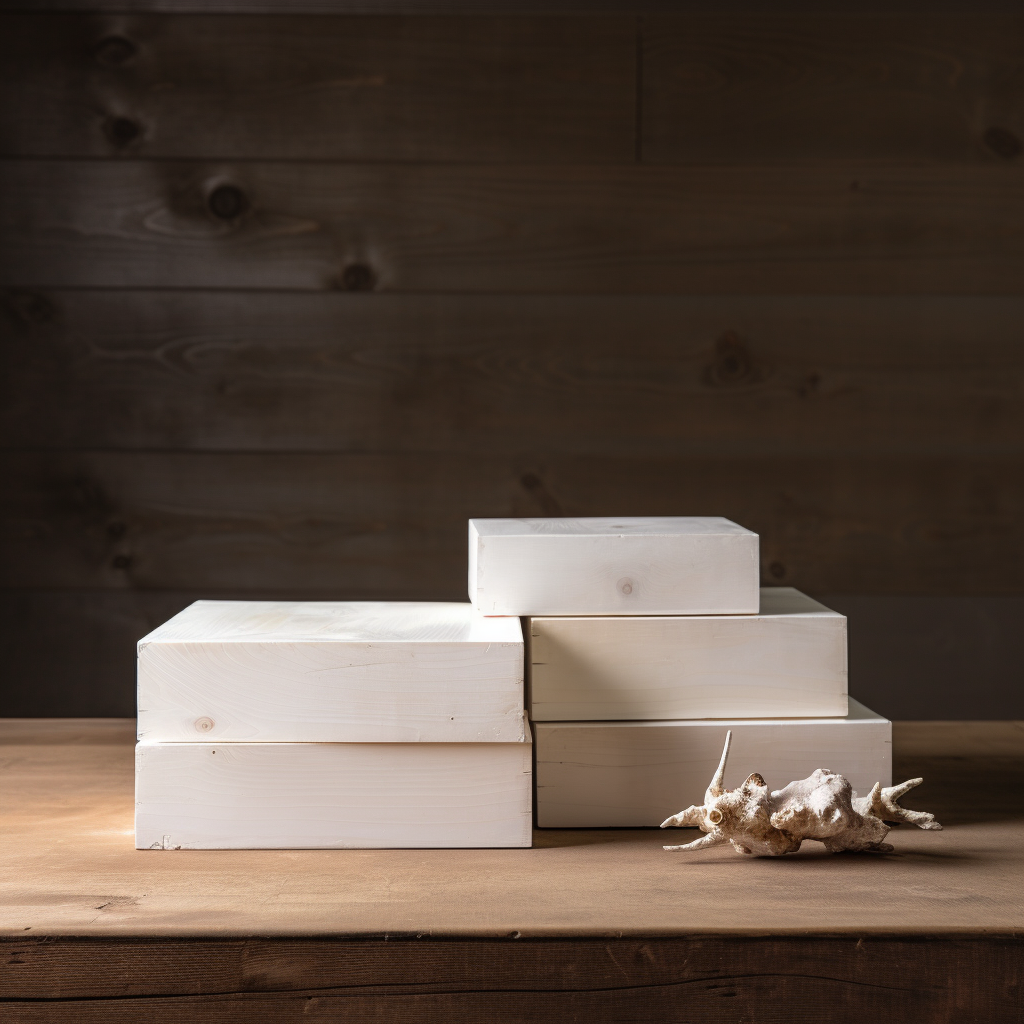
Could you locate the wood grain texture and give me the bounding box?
[1,938,1022,1023]
[135,739,534,849]
[2,0,1019,10]
[528,588,848,721]
[0,15,634,161]
[138,600,525,743]
[533,699,890,827]
[3,451,1022,595]
[3,718,1023,937]
[5,291,1023,456]
[3,161,1023,293]
[2,935,1021,1024]
[643,15,1024,164]
[470,516,758,616]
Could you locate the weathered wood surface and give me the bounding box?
[3,451,1022,594]
[2,5,1022,732]
[3,161,1023,293]
[1,937,1020,1023]
[1,718,1023,938]
[5,14,1022,166]
[643,15,1024,164]
[0,15,634,162]
[2,0,1019,11]
[5,291,1023,455]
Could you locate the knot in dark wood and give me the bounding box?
[111,554,133,570]
[4,290,54,327]
[983,127,1021,160]
[93,36,137,66]
[104,117,141,147]
[707,331,752,386]
[341,263,376,292]
[769,561,786,579]
[208,185,248,221]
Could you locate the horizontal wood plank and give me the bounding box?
[4,292,1024,456]
[2,451,1022,594]
[2,161,1022,293]
[3,935,1019,1007]
[0,15,634,162]
[1,937,1021,1023]
[643,15,1024,164]
[2,0,1019,11]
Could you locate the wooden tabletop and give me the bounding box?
[3,718,1022,939]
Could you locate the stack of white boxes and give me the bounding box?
[468,517,891,828]
[135,514,891,849]
[135,601,532,849]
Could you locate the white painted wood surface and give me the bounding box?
[469,517,759,615]
[529,588,847,721]
[135,735,533,849]
[137,601,524,743]
[534,700,890,827]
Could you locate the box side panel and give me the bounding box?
[534,719,890,827]
[529,614,848,720]
[468,520,481,607]
[135,742,532,849]
[138,640,525,743]
[480,532,760,616]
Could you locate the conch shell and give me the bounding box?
[661,731,941,856]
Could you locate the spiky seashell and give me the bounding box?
[660,731,941,856]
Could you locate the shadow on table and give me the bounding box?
[893,754,1024,826]
[534,754,1024,848]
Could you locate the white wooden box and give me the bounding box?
[529,588,847,721]
[534,700,890,827]
[469,517,758,616]
[136,733,533,849]
[137,601,524,744]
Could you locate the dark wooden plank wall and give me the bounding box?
[1,11,1022,717]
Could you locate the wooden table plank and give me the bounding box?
[1,719,1022,938]
[0,15,635,162]
[2,161,1023,294]
[1,937,1020,1022]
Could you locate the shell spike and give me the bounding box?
[705,730,732,802]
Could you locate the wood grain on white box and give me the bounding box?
[137,601,524,743]
[469,517,758,616]
[136,734,533,850]
[534,700,889,827]
[529,588,847,721]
